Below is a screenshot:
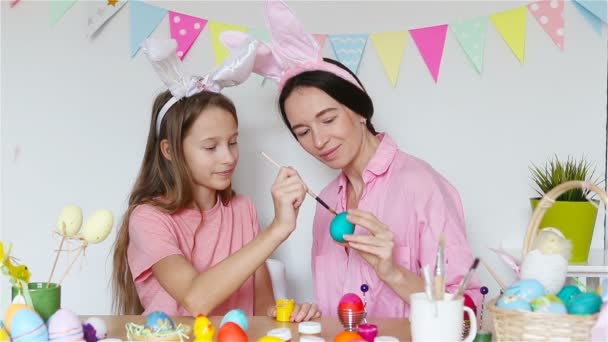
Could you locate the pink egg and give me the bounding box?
[47,308,84,341]
[339,293,364,311]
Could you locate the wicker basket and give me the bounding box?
[488,180,602,341]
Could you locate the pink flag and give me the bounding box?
[313,34,327,48]
[528,0,565,50]
[169,11,208,60]
[409,24,448,83]
[10,0,21,7]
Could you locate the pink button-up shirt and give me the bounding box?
[312,134,481,318]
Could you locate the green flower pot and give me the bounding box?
[530,199,598,263]
[11,282,61,322]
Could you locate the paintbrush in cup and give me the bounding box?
[453,258,480,300]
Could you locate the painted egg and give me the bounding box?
[56,205,83,237]
[193,315,214,341]
[80,209,113,244]
[220,309,248,331]
[5,304,32,331]
[557,285,582,306]
[334,331,363,342]
[338,293,364,311]
[496,295,532,312]
[567,292,603,315]
[330,212,354,243]
[530,294,567,314]
[10,308,48,342]
[144,311,174,332]
[217,322,247,342]
[0,322,10,341]
[257,337,284,342]
[48,309,83,341]
[503,279,545,301]
[82,316,108,341]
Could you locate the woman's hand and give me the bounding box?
[270,167,307,239]
[266,303,322,322]
[342,209,399,281]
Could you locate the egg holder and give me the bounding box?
[126,321,190,342]
[488,180,602,341]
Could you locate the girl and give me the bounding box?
[221,0,481,318]
[111,38,320,321]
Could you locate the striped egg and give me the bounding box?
[9,307,48,342]
[48,309,83,341]
[4,304,32,331]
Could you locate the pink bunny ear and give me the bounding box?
[265,0,320,67]
[489,247,521,278]
[220,31,283,81]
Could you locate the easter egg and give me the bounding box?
[257,337,284,342]
[567,292,602,315]
[5,304,32,331]
[496,295,532,312]
[217,322,247,342]
[193,315,214,341]
[557,285,582,306]
[56,205,83,237]
[83,316,108,342]
[48,309,83,341]
[338,293,364,311]
[144,311,174,332]
[503,279,545,301]
[334,331,362,342]
[330,212,354,243]
[80,209,113,244]
[220,309,248,331]
[10,308,48,342]
[0,322,10,341]
[530,295,567,314]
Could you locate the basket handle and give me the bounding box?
[522,180,608,259]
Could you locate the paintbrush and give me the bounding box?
[260,152,337,216]
[453,257,480,300]
[434,233,446,300]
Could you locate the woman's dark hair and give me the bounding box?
[278,58,377,137]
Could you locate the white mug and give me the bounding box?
[410,292,477,342]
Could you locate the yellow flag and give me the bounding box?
[209,21,248,66]
[370,31,407,87]
[490,6,527,63]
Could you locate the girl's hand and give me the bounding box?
[270,167,307,238]
[342,209,399,281]
[266,302,322,322]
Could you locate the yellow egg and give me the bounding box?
[56,205,83,237]
[5,304,33,331]
[0,326,9,341]
[258,337,284,342]
[80,209,113,244]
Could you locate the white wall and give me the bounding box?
[1,1,606,315]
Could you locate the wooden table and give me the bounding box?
[95,315,411,341]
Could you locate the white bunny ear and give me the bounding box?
[142,38,190,99]
[220,31,283,81]
[204,38,260,91]
[264,0,320,66]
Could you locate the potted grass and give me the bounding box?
[530,155,601,263]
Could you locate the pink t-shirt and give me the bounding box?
[312,133,481,318]
[127,195,260,316]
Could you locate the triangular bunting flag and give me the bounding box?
[129,0,167,57]
[370,31,407,87]
[313,34,328,48]
[169,11,207,60]
[328,34,368,73]
[10,0,21,8]
[573,0,603,33]
[490,6,527,63]
[575,0,608,23]
[209,21,248,66]
[450,17,488,73]
[51,0,77,26]
[86,0,127,39]
[528,0,565,50]
[409,25,448,83]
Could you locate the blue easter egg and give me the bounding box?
[330,212,354,243]
[567,292,602,315]
[10,308,48,342]
[497,295,532,312]
[530,295,567,314]
[504,279,545,301]
[220,309,248,331]
[145,311,174,332]
[557,285,582,306]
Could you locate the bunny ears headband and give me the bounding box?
[221,0,363,91]
[142,37,259,136]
